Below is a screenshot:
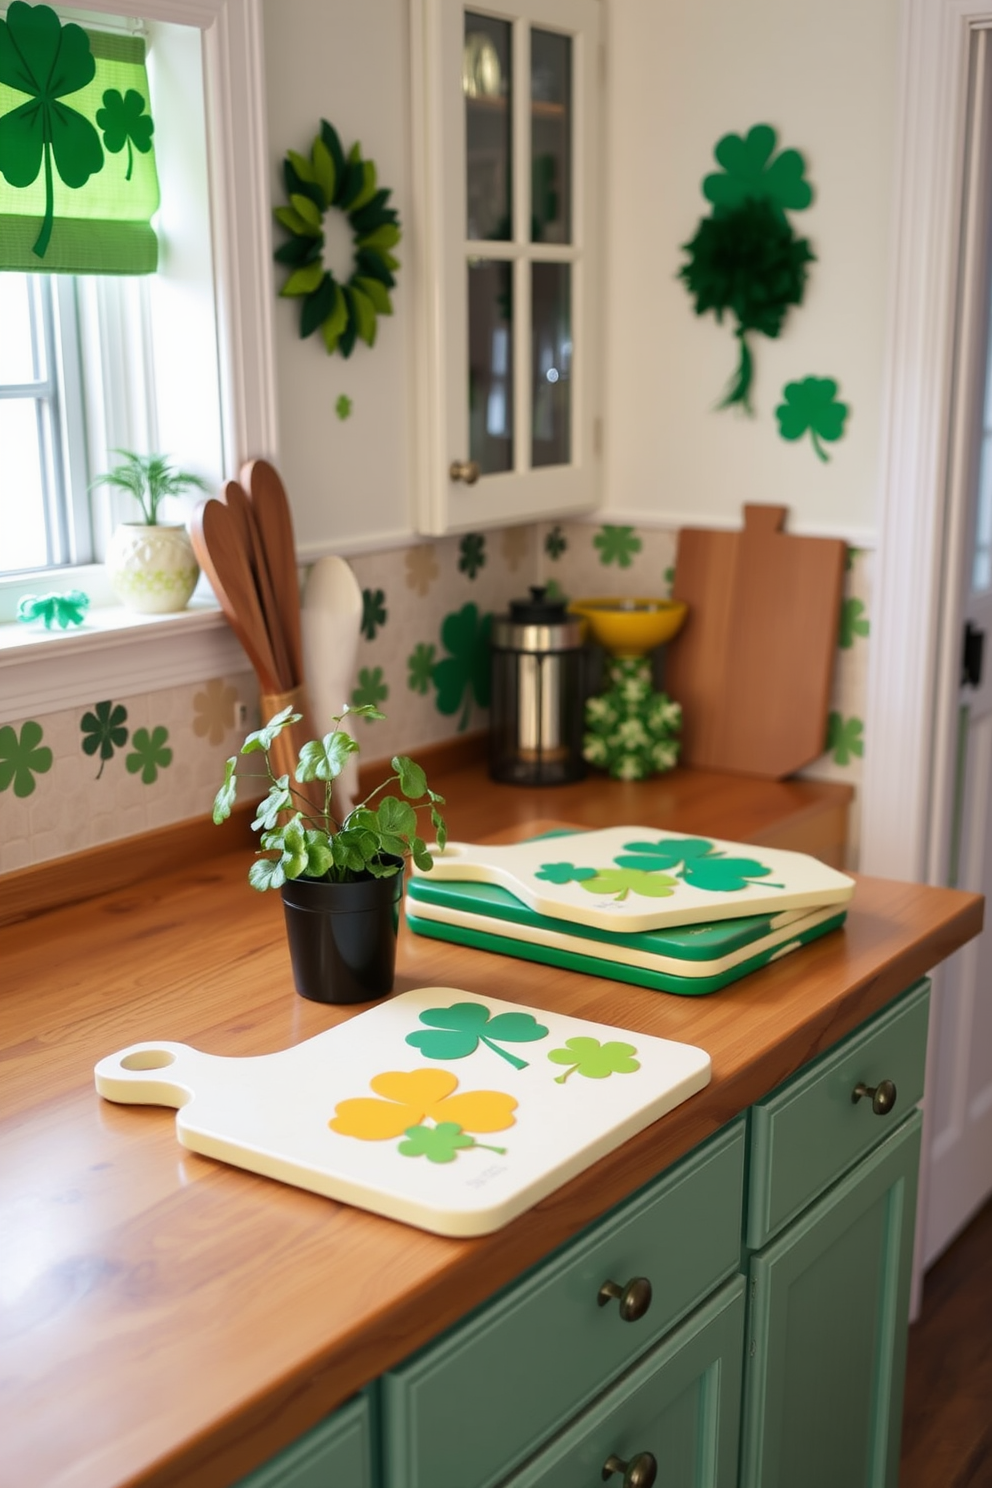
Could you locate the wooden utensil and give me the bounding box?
[665,505,846,779]
[190,498,282,693]
[241,458,306,687]
[301,555,364,814]
[220,478,293,688]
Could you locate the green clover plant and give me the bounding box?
[213,704,447,892]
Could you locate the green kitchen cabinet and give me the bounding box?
[234,1392,374,1488]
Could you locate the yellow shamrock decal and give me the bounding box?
[329,1068,518,1141]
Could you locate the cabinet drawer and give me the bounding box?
[502,1276,746,1488]
[234,1394,373,1488]
[746,979,929,1248]
[382,1119,745,1488]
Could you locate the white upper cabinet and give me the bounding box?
[411,0,602,534]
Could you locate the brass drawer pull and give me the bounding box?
[449,459,481,484]
[852,1078,897,1115]
[597,1276,653,1321]
[601,1450,658,1486]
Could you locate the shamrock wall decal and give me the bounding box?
[0,2,105,257]
[431,602,493,731]
[0,719,53,798]
[406,1002,549,1070]
[548,1037,640,1084]
[776,377,849,462]
[80,699,128,779]
[95,87,153,181]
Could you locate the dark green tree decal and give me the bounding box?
[431,603,493,731]
[615,837,780,893]
[361,587,387,640]
[0,2,105,258]
[775,377,849,461]
[406,1002,549,1071]
[80,700,128,779]
[95,87,153,180]
[548,1037,640,1084]
[398,1122,507,1163]
[0,719,53,798]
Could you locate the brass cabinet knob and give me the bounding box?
[852,1078,897,1115]
[601,1450,658,1487]
[597,1275,653,1321]
[449,459,481,484]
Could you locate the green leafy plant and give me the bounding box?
[89,449,207,526]
[213,704,447,892]
[406,1002,549,1070]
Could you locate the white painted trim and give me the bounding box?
[597,507,879,546]
[861,0,976,881]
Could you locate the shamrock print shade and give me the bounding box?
[95,986,710,1237]
[414,827,854,934]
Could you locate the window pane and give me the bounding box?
[532,262,571,467]
[0,275,44,384]
[0,400,49,570]
[531,29,571,244]
[465,13,512,241]
[468,258,513,474]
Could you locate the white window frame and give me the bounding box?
[0,0,277,716]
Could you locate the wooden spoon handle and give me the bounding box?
[241,458,306,688]
[220,480,293,689]
[190,498,281,694]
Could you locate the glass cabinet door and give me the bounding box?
[412,0,601,534]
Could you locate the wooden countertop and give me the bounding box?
[0,764,980,1488]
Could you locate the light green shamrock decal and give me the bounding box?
[126,725,172,785]
[0,2,105,257]
[838,597,870,649]
[431,603,493,731]
[351,666,388,713]
[615,838,779,894]
[398,1122,507,1163]
[407,642,436,695]
[80,700,128,779]
[95,87,153,180]
[0,719,53,798]
[578,866,679,901]
[593,524,642,569]
[825,712,864,766]
[406,1002,549,1071]
[775,377,849,462]
[703,123,813,217]
[548,1037,640,1084]
[17,590,89,629]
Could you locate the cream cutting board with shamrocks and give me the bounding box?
[94,987,710,1237]
[414,828,854,934]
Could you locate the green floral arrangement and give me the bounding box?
[89,449,206,525]
[213,705,446,891]
[679,123,814,413]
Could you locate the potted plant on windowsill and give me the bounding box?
[91,449,208,614]
[213,704,447,1004]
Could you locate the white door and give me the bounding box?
[919,26,992,1271]
[410,0,602,535]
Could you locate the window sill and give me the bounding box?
[0,598,248,719]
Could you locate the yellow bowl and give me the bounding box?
[568,597,688,656]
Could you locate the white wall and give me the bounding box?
[601,0,901,543]
[262,0,417,557]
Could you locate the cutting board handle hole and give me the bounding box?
[121,1049,176,1072]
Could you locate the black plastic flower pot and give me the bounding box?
[280,864,404,1005]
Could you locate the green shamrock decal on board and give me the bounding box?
[0,719,53,798]
[398,1122,507,1163]
[125,725,172,785]
[548,1037,640,1084]
[95,87,154,180]
[0,2,105,258]
[615,839,780,893]
[431,603,493,731]
[579,867,678,901]
[80,700,128,779]
[406,1002,549,1071]
[535,861,599,885]
[703,123,813,218]
[775,377,849,462]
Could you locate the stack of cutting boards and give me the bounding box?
[407,827,854,996]
[664,504,846,779]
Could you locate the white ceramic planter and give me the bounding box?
[105,523,200,614]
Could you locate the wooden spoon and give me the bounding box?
[190,498,281,694]
[220,479,293,689]
[240,458,306,687]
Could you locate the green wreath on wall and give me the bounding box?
[272,118,401,357]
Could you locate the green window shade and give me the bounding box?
[0,3,160,274]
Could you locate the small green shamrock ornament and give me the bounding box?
[17,590,90,629]
[775,377,849,461]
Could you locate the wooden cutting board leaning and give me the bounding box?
[664,504,847,778]
[94,987,711,1237]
